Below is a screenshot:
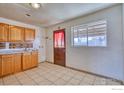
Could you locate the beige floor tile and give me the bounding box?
[29,68,40,72]
[0,79,3,85]
[28,74,41,79]
[0,62,122,85]
[106,80,121,85]
[3,75,15,78]
[3,76,17,82]
[84,77,95,82]
[76,72,87,76]
[18,78,32,82]
[15,72,26,77]
[55,73,65,78]
[80,77,95,85]
[33,77,47,83]
[3,78,18,83]
[93,77,106,85]
[65,72,75,77]
[46,75,60,82]
[69,70,79,74]
[54,78,66,85]
[80,81,92,85]
[85,74,96,80]
[3,75,19,85]
[60,70,68,74]
[21,82,37,85]
[37,80,53,85]
[19,79,37,85]
[67,78,81,85]
[73,74,85,80]
[25,71,38,76]
[38,71,47,76]
[61,74,72,81]
[16,75,30,80]
[49,71,59,75]
[43,73,52,78]
[4,81,20,85]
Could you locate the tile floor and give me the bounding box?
[0,62,122,85]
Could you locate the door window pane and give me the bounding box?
[54,31,64,48]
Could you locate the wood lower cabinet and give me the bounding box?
[31,51,38,67]
[0,55,14,76]
[22,51,38,70]
[0,23,9,42]
[24,28,35,41]
[14,54,22,73]
[0,51,38,77]
[9,26,24,42]
[22,52,31,70]
[0,54,22,77]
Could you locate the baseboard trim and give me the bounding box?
[45,61,123,84]
[39,61,46,64]
[66,66,123,84]
[45,61,54,64]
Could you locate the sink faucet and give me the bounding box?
[25,47,28,51]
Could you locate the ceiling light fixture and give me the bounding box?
[30,3,41,9]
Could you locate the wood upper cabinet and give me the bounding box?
[0,55,14,76]
[14,54,22,73]
[24,28,35,41]
[9,25,24,42]
[0,23,9,42]
[0,22,36,42]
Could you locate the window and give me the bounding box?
[71,20,107,47]
[71,26,87,46]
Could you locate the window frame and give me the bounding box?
[71,19,107,47]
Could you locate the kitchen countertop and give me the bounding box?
[0,49,38,55]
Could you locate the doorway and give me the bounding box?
[53,29,66,66]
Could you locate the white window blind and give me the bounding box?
[71,20,107,47]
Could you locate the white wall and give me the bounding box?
[46,4,124,80]
[122,4,124,82]
[0,17,46,63]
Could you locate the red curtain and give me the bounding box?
[54,31,64,48]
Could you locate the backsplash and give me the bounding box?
[9,42,33,49]
[0,42,33,50]
[0,43,6,49]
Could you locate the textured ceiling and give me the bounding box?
[0,3,116,27]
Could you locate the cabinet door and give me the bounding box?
[9,26,24,42]
[25,28,35,41]
[0,23,9,42]
[22,52,31,70]
[14,54,22,73]
[31,51,38,67]
[1,55,14,76]
[0,57,2,76]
